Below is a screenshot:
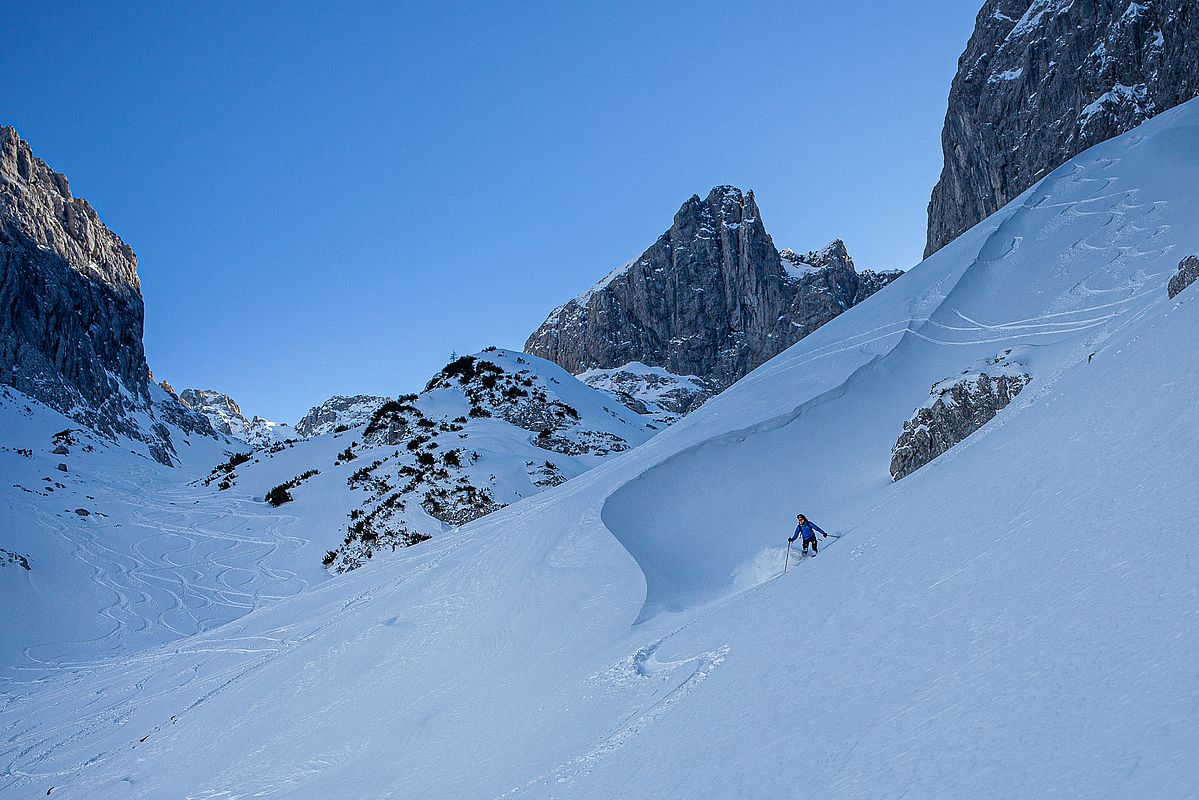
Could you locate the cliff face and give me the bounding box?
[526,186,900,390]
[0,126,214,461]
[926,0,1199,256]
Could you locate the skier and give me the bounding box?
[789,514,828,556]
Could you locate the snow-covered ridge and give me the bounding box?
[202,348,655,573]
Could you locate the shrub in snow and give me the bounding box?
[265,485,293,506]
[266,469,320,506]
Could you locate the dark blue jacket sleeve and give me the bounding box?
[789,524,801,542]
[811,522,826,535]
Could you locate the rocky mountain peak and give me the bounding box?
[685,184,759,226]
[178,387,292,446]
[525,187,900,396]
[781,239,854,273]
[0,126,140,299]
[179,389,243,421]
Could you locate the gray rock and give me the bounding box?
[0,126,145,425]
[1168,255,1199,299]
[891,357,1031,480]
[526,186,900,392]
[0,126,216,462]
[294,394,388,438]
[926,0,1199,257]
[56,462,67,472]
[578,365,722,426]
[1,547,30,570]
[51,445,69,456]
[73,507,89,516]
[178,389,242,437]
[178,388,290,446]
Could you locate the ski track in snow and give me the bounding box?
[0,525,479,794]
[10,462,313,674]
[601,145,1176,625]
[495,533,856,799]
[498,630,732,798]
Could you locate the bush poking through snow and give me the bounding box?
[265,485,293,506]
[204,451,253,489]
[265,469,320,506]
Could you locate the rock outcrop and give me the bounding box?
[178,388,292,447]
[1167,254,1199,299]
[294,394,388,438]
[526,186,900,392]
[0,126,215,462]
[577,364,722,426]
[926,0,1199,256]
[890,352,1031,480]
[1,547,31,570]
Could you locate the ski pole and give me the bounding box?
[784,538,792,573]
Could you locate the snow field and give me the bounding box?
[1,100,1198,798]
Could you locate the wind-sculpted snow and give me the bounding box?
[3,102,1199,798]
[601,102,1187,621]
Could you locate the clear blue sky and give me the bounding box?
[1,2,976,422]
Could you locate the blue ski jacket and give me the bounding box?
[790,520,826,542]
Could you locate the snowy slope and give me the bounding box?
[212,348,654,572]
[3,101,1199,799]
[0,386,331,673]
[0,349,653,670]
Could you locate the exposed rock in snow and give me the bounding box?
[207,349,656,573]
[178,388,292,447]
[578,363,722,425]
[525,186,900,396]
[0,548,30,570]
[294,394,387,438]
[0,126,217,463]
[1167,254,1199,299]
[890,352,1031,480]
[925,0,1199,256]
